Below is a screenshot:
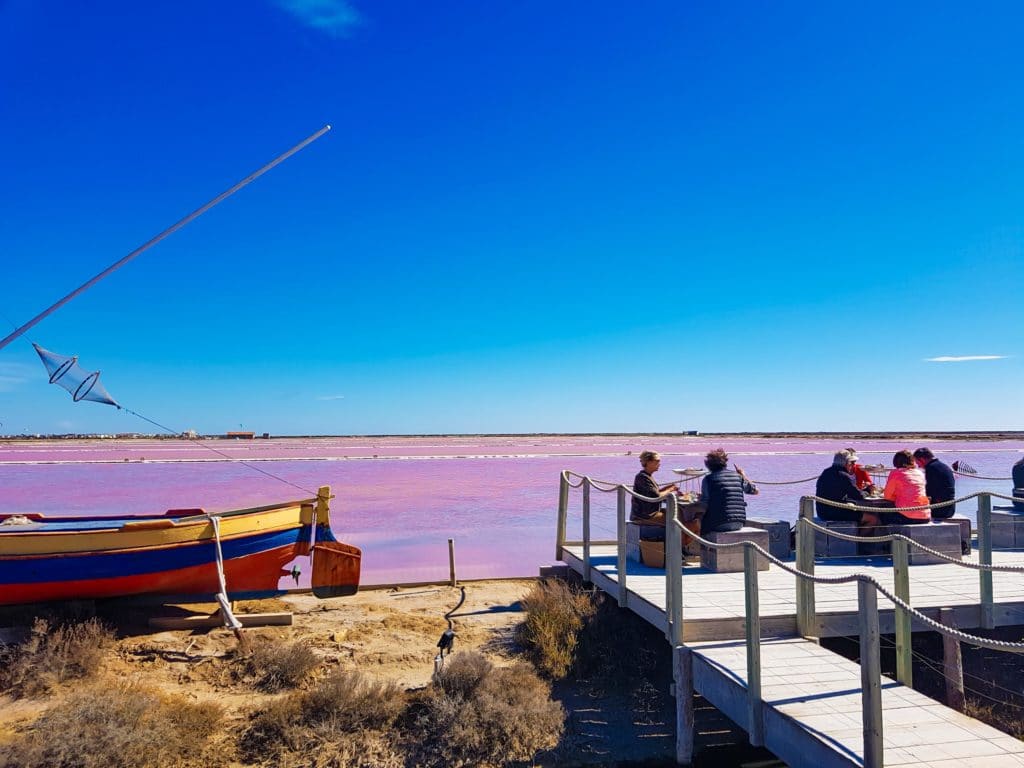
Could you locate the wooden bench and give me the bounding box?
[812,518,860,558]
[699,527,769,572]
[626,520,673,566]
[892,521,963,565]
[745,516,792,560]
[990,509,1024,549]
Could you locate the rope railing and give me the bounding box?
[554,470,1024,768]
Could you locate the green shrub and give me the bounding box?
[516,578,598,679]
[0,683,222,768]
[0,617,114,697]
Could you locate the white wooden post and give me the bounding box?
[674,645,695,765]
[666,494,683,645]
[582,476,592,583]
[796,497,816,637]
[744,545,764,747]
[858,580,883,768]
[616,485,628,607]
[978,493,994,629]
[892,537,912,687]
[556,472,569,560]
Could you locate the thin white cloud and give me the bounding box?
[317,394,346,401]
[0,363,34,392]
[273,0,361,36]
[925,355,1008,363]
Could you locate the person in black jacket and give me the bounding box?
[698,448,758,533]
[913,447,956,518]
[815,450,878,526]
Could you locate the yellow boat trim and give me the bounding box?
[0,504,312,557]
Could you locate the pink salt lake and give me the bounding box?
[1,436,1019,586]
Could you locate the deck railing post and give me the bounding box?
[978,492,994,629]
[743,545,764,747]
[582,477,592,584]
[616,485,628,607]
[892,536,913,687]
[796,497,816,637]
[666,494,683,645]
[556,472,569,560]
[858,580,883,768]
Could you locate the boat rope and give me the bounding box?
[124,408,317,496]
[209,515,243,633]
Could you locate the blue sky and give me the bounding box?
[1,0,1021,435]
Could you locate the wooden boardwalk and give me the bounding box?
[560,544,1024,766]
[562,544,1024,641]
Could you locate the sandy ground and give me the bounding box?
[0,579,776,767]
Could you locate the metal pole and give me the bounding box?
[743,545,764,747]
[582,477,592,583]
[978,493,994,629]
[858,580,883,768]
[796,497,816,637]
[556,472,569,560]
[616,485,628,607]
[0,125,333,352]
[666,494,683,645]
[892,537,913,687]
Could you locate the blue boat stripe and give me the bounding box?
[0,527,307,585]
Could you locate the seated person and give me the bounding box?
[846,447,876,493]
[631,451,679,537]
[882,450,931,524]
[1013,458,1024,512]
[815,450,878,527]
[913,447,956,518]
[698,448,758,534]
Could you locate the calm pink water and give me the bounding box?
[2,436,1020,586]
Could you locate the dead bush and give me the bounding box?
[516,578,598,679]
[240,669,406,762]
[410,660,564,767]
[0,617,114,697]
[0,682,222,768]
[246,637,320,691]
[434,649,492,698]
[964,700,1024,739]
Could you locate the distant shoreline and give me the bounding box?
[3,431,1023,441]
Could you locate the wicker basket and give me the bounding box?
[639,539,665,568]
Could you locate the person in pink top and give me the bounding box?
[882,450,931,523]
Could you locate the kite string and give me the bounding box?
[122,407,318,497]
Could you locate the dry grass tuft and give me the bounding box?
[246,637,321,691]
[240,668,406,765]
[0,617,114,697]
[434,649,492,698]
[410,660,565,767]
[0,682,223,768]
[516,578,598,679]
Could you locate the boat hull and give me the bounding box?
[0,495,361,606]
